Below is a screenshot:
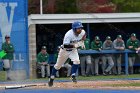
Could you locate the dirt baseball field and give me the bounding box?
[1,80,140,90]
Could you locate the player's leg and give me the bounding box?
[41,65,45,78]
[117,54,122,75]
[94,57,99,75]
[79,55,86,76]
[48,48,68,87]
[128,57,133,74]
[112,55,117,75]
[104,56,114,75]
[91,56,95,75]
[3,59,11,80]
[69,49,80,83]
[131,57,136,74]
[64,63,72,77]
[46,65,50,77]
[85,55,92,76]
[102,56,107,75]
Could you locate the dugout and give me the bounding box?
[28,13,140,78]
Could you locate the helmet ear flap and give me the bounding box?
[73,28,76,32]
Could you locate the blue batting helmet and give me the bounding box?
[72,21,83,31]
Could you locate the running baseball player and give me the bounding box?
[48,21,86,87]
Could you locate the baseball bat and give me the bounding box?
[5,83,46,89]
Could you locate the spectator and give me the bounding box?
[91,36,102,76]
[113,35,125,75]
[2,35,14,80]
[37,46,50,78]
[102,36,114,75]
[79,38,93,76]
[126,33,140,74]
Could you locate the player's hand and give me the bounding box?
[98,48,102,51]
[81,45,85,49]
[74,43,80,48]
[119,47,125,50]
[80,41,85,49]
[74,41,84,48]
[135,48,138,51]
[136,48,140,53]
[129,46,133,48]
[42,62,47,65]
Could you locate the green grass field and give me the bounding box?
[1,70,140,82]
[1,71,140,87]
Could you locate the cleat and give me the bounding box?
[71,76,77,83]
[48,78,54,87]
[103,71,108,76]
[94,73,99,76]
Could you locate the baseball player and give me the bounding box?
[37,46,50,78]
[102,36,114,75]
[91,36,102,76]
[126,33,140,74]
[48,21,86,87]
[112,35,125,75]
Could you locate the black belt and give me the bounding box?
[63,44,74,48]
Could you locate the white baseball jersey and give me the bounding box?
[54,29,86,70]
[63,29,86,45]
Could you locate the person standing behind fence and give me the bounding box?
[113,35,125,75]
[79,38,93,76]
[102,36,114,75]
[2,35,14,80]
[126,33,140,74]
[37,46,50,78]
[91,36,102,76]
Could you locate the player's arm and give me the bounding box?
[37,53,43,65]
[75,32,86,48]
[63,41,83,48]
[113,41,120,50]
[81,32,86,41]
[126,39,135,50]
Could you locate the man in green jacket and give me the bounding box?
[2,35,14,80]
[126,33,140,74]
[37,46,50,78]
[91,36,103,76]
[79,38,93,76]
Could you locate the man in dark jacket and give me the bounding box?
[2,35,14,80]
